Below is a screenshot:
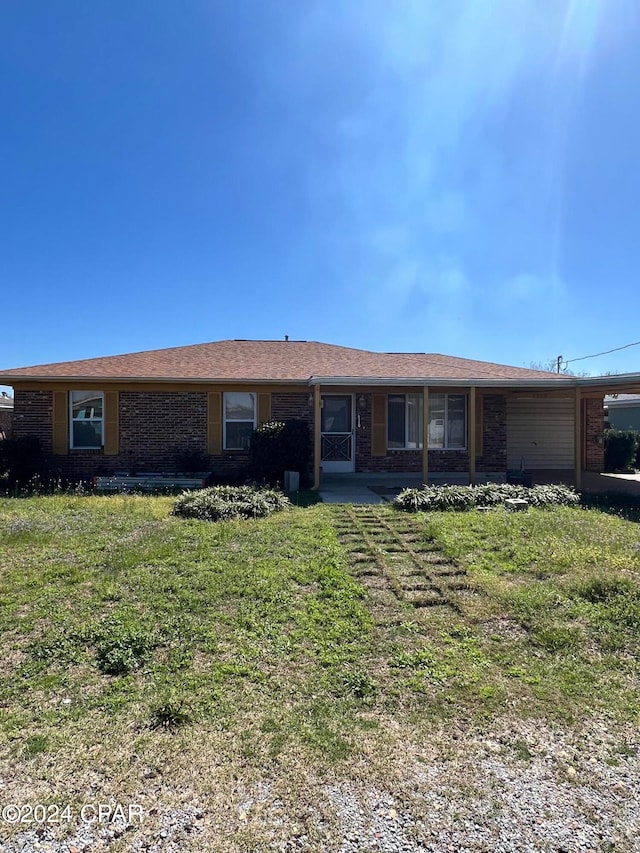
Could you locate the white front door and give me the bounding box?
[321,394,355,473]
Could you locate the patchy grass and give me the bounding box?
[0,496,639,849]
[413,506,640,720]
[0,495,372,751]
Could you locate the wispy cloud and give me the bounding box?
[285,0,624,353]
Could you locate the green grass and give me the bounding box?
[0,496,371,739]
[0,494,639,847]
[413,506,640,719]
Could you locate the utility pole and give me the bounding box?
[556,355,563,374]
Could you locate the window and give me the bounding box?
[386,393,467,450]
[387,393,423,449]
[428,394,466,449]
[224,392,256,449]
[70,391,104,449]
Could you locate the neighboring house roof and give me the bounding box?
[605,394,640,407]
[0,393,13,409]
[0,339,571,384]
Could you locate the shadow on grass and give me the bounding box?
[580,491,640,523]
[285,490,323,508]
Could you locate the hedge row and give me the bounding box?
[393,483,580,512]
[173,485,290,521]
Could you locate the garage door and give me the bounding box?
[507,399,574,469]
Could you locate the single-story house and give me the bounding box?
[1,339,639,488]
[604,394,640,432]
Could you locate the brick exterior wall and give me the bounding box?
[11,389,316,484]
[477,394,507,472]
[585,396,605,472]
[13,389,211,482]
[12,387,598,482]
[118,390,208,473]
[271,393,314,429]
[13,390,53,450]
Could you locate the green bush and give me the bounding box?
[249,420,311,486]
[0,435,49,490]
[604,429,639,472]
[172,485,290,521]
[393,483,580,512]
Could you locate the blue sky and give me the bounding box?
[1,0,639,390]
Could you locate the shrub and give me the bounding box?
[249,420,311,486]
[393,483,580,512]
[172,485,290,521]
[604,429,639,472]
[0,435,49,490]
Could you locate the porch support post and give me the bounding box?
[422,385,429,485]
[312,384,322,490]
[469,386,476,485]
[574,387,582,490]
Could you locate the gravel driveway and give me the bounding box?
[2,718,638,853]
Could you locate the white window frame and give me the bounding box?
[69,391,104,450]
[387,393,424,450]
[223,392,257,450]
[428,393,467,450]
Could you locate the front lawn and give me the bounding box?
[0,495,638,850]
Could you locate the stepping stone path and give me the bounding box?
[331,505,472,623]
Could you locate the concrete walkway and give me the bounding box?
[318,472,503,504]
[319,473,422,504]
[581,471,640,496]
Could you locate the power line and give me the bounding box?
[560,339,640,370]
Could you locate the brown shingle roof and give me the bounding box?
[0,339,570,383]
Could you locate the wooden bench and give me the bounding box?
[94,475,207,493]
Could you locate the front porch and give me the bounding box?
[311,383,610,493]
[318,471,506,504]
[312,385,489,489]
[317,470,640,504]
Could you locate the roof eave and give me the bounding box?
[2,372,639,393]
[0,375,305,385]
[308,376,573,388]
[308,374,640,390]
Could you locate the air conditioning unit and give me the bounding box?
[283,471,300,491]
